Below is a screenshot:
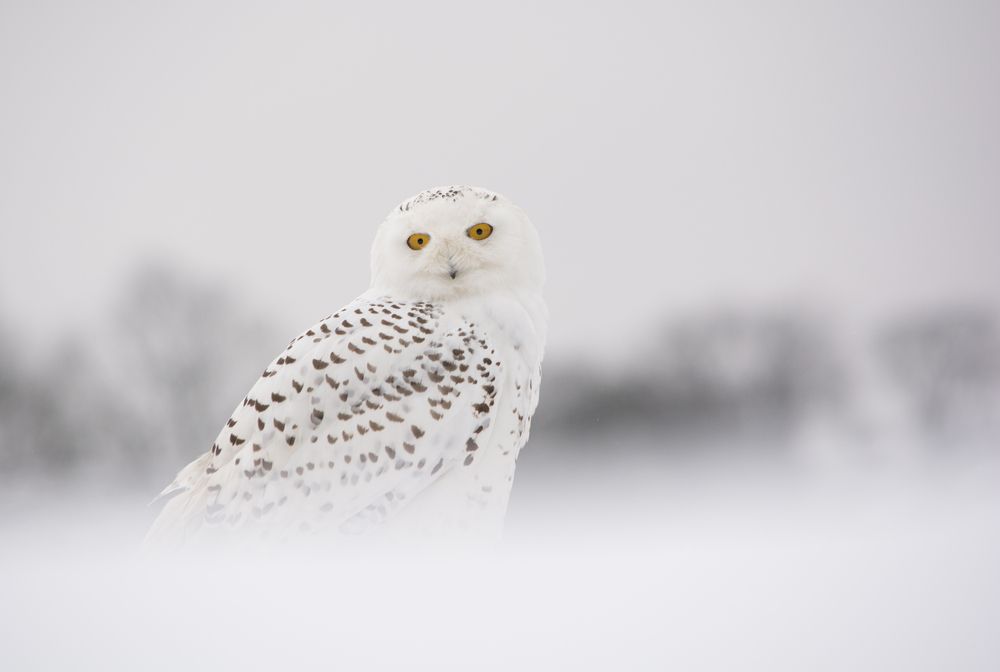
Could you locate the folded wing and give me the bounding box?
[146,296,502,546]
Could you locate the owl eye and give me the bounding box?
[467,223,493,240]
[407,233,431,250]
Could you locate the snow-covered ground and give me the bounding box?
[2,442,997,671]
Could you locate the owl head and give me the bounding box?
[370,186,545,301]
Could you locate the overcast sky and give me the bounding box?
[2,0,998,360]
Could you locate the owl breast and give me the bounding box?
[363,290,545,541]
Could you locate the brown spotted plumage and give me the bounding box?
[147,294,538,544]
[147,186,545,547]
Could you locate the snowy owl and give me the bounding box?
[147,186,547,546]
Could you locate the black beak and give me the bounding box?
[449,269,458,279]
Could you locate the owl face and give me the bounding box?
[370,187,545,300]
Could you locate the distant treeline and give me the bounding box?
[1,267,997,487]
[535,306,1000,446]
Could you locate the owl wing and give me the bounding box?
[145,295,502,546]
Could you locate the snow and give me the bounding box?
[3,447,998,671]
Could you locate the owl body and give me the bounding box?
[353,288,546,540]
[147,187,546,546]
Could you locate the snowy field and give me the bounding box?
[2,440,998,672]
[2,2,999,669]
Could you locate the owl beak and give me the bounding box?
[447,257,459,280]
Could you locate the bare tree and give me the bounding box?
[0,265,281,489]
[534,309,845,448]
[877,307,1000,438]
[100,264,281,486]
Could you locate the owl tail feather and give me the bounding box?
[143,453,213,550]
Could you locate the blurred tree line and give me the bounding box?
[0,266,997,489]
[534,311,846,443]
[0,266,282,489]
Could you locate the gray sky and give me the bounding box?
[2,0,998,359]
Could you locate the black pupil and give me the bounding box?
[476,228,483,235]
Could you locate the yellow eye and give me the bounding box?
[467,223,493,240]
[407,233,431,250]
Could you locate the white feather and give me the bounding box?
[146,186,546,547]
